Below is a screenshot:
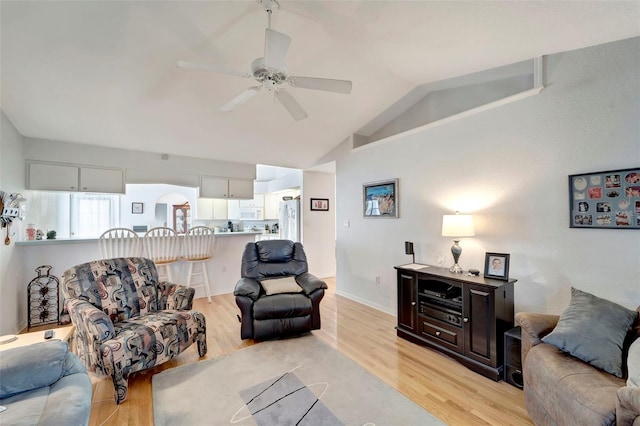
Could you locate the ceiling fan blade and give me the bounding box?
[177,60,251,79]
[287,76,352,94]
[264,29,291,69]
[220,87,261,112]
[275,89,308,121]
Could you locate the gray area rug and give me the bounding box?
[152,334,444,426]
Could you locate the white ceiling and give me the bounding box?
[1,1,638,169]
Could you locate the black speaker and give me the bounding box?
[504,326,523,389]
[404,241,415,263]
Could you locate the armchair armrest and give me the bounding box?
[296,273,328,296]
[158,281,195,310]
[617,386,640,426]
[515,312,559,367]
[0,340,72,399]
[234,278,262,301]
[66,298,115,342]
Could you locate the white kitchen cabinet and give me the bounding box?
[79,167,124,193]
[264,193,280,220]
[27,162,124,193]
[200,177,253,199]
[239,194,264,208]
[227,200,240,220]
[196,198,228,220]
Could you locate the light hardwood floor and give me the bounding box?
[88,278,533,425]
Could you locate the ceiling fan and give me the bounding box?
[177,0,352,121]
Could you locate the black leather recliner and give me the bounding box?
[233,240,327,341]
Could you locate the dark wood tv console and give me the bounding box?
[394,265,516,381]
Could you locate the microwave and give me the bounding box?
[239,208,263,220]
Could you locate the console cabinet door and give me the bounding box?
[397,271,417,332]
[463,283,496,366]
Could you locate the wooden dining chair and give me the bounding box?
[144,227,180,282]
[99,228,141,258]
[181,226,215,302]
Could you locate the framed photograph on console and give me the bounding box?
[363,178,398,218]
[484,252,510,280]
[310,198,329,211]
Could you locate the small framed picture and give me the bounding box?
[363,178,398,218]
[131,202,144,214]
[483,252,510,281]
[310,198,329,211]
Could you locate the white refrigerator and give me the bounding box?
[279,200,300,242]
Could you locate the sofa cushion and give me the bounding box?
[260,276,302,295]
[0,341,68,399]
[628,338,640,387]
[542,287,638,377]
[525,343,625,425]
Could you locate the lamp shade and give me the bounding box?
[442,214,475,237]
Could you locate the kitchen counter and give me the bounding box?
[15,230,264,245]
[16,231,260,300]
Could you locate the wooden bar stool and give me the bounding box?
[181,226,215,302]
[99,228,141,258]
[144,227,180,282]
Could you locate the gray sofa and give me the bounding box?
[0,340,91,425]
[516,306,640,426]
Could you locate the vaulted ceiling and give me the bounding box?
[2,1,638,169]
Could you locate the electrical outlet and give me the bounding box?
[222,266,227,273]
[375,276,381,285]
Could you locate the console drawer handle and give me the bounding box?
[435,331,441,336]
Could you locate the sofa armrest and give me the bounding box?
[158,281,195,310]
[617,386,640,426]
[296,272,328,296]
[515,312,559,367]
[234,278,262,301]
[0,340,72,399]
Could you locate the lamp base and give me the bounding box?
[449,263,464,274]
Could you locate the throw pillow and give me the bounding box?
[628,338,640,387]
[542,287,638,378]
[260,276,302,296]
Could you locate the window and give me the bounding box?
[70,194,120,238]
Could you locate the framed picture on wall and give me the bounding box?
[483,252,510,280]
[310,198,329,211]
[569,167,640,229]
[363,178,398,218]
[131,202,143,214]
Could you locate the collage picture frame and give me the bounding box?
[569,167,640,229]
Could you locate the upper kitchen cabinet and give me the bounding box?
[239,194,264,208]
[195,198,228,220]
[27,161,125,194]
[200,177,253,199]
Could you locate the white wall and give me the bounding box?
[301,170,336,278]
[122,184,196,231]
[0,110,26,334]
[336,37,640,315]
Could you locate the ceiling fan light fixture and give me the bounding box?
[178,0,352,121]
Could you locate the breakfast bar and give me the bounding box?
[16,231,261,300]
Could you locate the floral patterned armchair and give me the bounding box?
[61,257,207,404]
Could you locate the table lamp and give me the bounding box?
[441,212,475,273]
